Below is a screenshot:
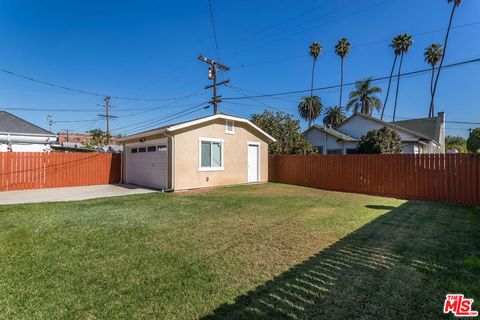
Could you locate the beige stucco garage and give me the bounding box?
[119,114,276,191]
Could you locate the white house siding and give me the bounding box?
[305,129,343,154]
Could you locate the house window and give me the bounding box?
[147,146,156,152]
[157,145,167,151]
[225,121,235,134]
[138,147,146,153]
[199,139,224,171]
[131,148,138,153]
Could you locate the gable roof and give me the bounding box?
[0,111,55,136]
[304,125,358,142]
[119,113,276,142]
[393,114,443,143]
[338,113,434,142]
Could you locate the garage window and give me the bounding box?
[139,147,146,153]
[199,138,224,171]
[147,146,156,152]
[157,145,167,151]
[131,148,138,153]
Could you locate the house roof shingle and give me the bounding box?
[0,111,54,135]
[305,125,358,142]
[393,114,443,143]
[342,113,434,142]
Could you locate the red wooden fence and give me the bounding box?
[0,152,121,192]
[269,154,480,205]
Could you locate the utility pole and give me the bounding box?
[63,129,70,142]
[198,54,230,114]
[44,115,54,132]
[97,96,117,144]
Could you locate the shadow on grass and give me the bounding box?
[203,201,480,320]
[365,204,397,210]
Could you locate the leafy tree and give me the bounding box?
[335,37,351,109]
[358,127,403,154]
[424,43,443,117]
[392,33,413,122]
[298,96,323,128]
[346,78,382,115]
[430,0,462,114]
[323,106,346,128]
[467,128,480,154]
[85,128,109,148]
[445,135,466,150]
[251,111,317,155]
[381,34,402,120]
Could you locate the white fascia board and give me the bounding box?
[0,131,57,138]
[118,128,167,142]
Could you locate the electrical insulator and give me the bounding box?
[208,68,214,80]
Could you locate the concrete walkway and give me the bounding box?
[0,184,158,205]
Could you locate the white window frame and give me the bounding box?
[198,137,224,171]
[225,120,235,134]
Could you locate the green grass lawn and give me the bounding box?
[0,183,478,319]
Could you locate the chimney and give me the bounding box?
[437,112,445,123]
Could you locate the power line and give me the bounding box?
[208,0,221,61]
[53,119,98,123]
[111,101,210,133]
[232,19,480,69]
[0,67,204,102]
[223,57,480,100]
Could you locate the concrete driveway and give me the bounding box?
[0,184,158,205]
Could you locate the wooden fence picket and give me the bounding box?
[269,154,480,205]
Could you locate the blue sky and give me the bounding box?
[0,0,478,137]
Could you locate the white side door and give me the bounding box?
[247,144,259,183]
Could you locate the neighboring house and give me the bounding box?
[0,111,57,152]
[303,125,359,154]
[58,132,120,145]
[304,112,445,154]
[119,113,276,191]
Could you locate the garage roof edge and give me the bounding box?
[119,114,276,143]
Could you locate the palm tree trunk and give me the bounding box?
[430,3,457,116]
[309,59,316,128]
[339,57,344,109]
[393,53,404,122]
[381,55,398,120]
[428,66,435,117]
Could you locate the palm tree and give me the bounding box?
[347,78,382,115]
[323,106,346,128]
[335,37,351,110]
[392,33,413,122]
[298,96,323,127]
[304,41,323,127]
[381,35,403,120]
[424,43,444,117]
[430,0,462,115]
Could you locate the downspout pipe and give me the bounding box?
[164,132,175,192]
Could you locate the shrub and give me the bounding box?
[358,127,403,154]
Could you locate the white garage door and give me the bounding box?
[125,139,168,190]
